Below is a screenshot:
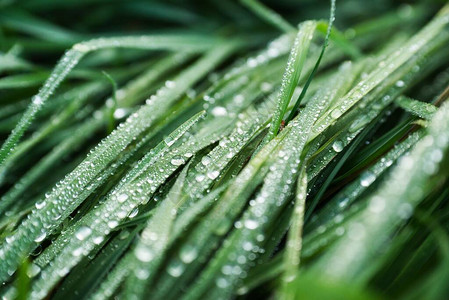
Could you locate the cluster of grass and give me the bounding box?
[0,0,449,299]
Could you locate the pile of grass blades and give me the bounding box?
[1,0,449,299]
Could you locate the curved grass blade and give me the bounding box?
[263,21,317,143]
[278,165,307,300]
[0,34,220,167]
[27,112,205,298]
[395,96,437,120]
[0,42,236,283]
[310,5,449,140]
[315,100,449,283]
[285,0,336,123]
[124,164,190,299]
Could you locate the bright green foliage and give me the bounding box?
[1,1,449,300]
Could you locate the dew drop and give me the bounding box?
[34,232,47,243]
[107,220,119,229]
[195,174,205,182]
[180,245,198,264]
[27,263,41,277]
[244,219,259,230]
[207,170,220,180]
[330,108,342,119]
[216,277,230,288]
[332,140,344,152]
[32,95,43,105]
[360,171,376,187]
[134,268,149,280]
[135,246,154,262]
[171,156,185,166]
[93,236,104,245]
[129,208,139,218]
[72,247,83,257]
[164,136,175,147]
[211,106,228,117]
[167,261,185,277]
[395,80,405,87]
[165,80,176,88]
[75,226,92,241]
[118,194,129,203]
[35,200,46,209]
[201,156,211,166]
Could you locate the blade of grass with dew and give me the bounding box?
[124,164,190,299]
[89,184,228,300]
[314,100,449,284]
[263,21,317,143]
[0,51,195,193]
[279,165,307,300]
[0,117,103,217]
[150,129,286,300]
[0,33,220,167]
[218,29,448,292]
[52,225,143,300]
[395,96,437,120]
[0,42,237,283]
[285,0,336,123]
[0,81,107,185]
[310,4,449,140]
[306,130,424,234]
[26,112,206,298]
[181,52,346,298]
[31,110,208,269]
[307,34,449,182]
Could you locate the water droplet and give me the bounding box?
[32,95,43,105]
[244,219,259,229]
[27,263,41,277]
[165,80,176,88]
[135,268,149,280]
[34,232,47,243]
[129,208,139,218]
[75,226,92,241]
[233,94,244,105]
[118,194,129,203]
[369,196,385,213]
[93,236,104,245]
[113,108,127,119]
[395,80,405,87]
[242,241,253,251]
[171,156,185,166]
[195,174,205,182]
[5,236,15,244]
[201,156,211,166]
[398,203,413,219]
[72,247,83,257]
[332,140,344,152]
[167,261,185,277]
[135,246,154,262]
[180,245,198,264]
[360,171,376,187]
[207,170,220,180]
[164,136,175,146]
[216,277,230,288]
[35,200,46,209]
[211,106,228,117]
[107,220,119,229]
[331,108,342,118]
